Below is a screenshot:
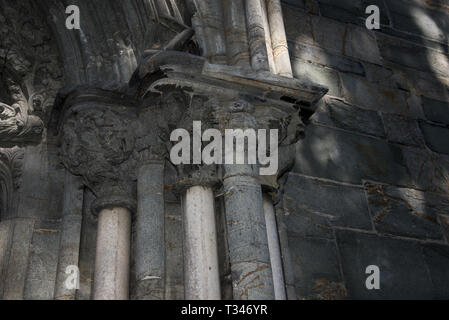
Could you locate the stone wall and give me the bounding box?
[1,0,449,300]
[281,0,449,299]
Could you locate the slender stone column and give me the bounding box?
[54,172,84,300]
[262,194,286,300]
[192,0,227,64]
[57,87,139,300]
[221,99,275,300]
[223,0,251,67]
[245,0,271,71]
[182,186,221,300]
[134,161,165,300]
[266,0,293,78]
[93,206,131,300]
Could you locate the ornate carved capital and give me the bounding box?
[0,81,44,147]
[56,87,139,215]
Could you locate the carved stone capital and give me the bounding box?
[55,86,139,215]
[0,81,44,147]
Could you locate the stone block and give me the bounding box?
[336,230,434,299]
[402,147,449,195]
[288,235,345,300]
[387,0,449,44]
[294,124,411,186]
[318,0,390,26]
[377,33,449,78]
[382,113,425,147]
[284,173,373,236]
[312,98,385,137]
[283,4,382,64]
[340,73,422,117]
[419,122,449,155]
[291,59,342,97]
[422,243,449,298]
[422,96,449,125]
[289,42,365,75]
[365,183,445,240]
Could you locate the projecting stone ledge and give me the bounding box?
[130,50,328,117]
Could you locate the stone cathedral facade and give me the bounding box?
[1,0,449,300]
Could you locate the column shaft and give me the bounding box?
[223,165,275,300]
[134,162,165,300]
[54,172,84,300]
[223,0,251,67]
[263,194,286,300]
[193,0,227,64]
[183,186,221,300]
[93,207,131,300]
[245,0,271,71]
[266,0,293,77]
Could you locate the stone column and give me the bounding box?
[222,0,251,67]
[134,160,165,300]
[57,88,139,300]
[266,0,293,78]
[221,99,275,300]
[245,0,273,72]
[263,194,286,300]
[54,172,84,300]
[182,185,221,300]
[94,206,132,300]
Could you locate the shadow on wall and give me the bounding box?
[281,0,449,300]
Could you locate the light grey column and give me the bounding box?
[262,194,286,300]
[266,0,293,78]
[54,172,84,300]
[182,186,221,300]
[134,161,165,300]
[93,207,131,300]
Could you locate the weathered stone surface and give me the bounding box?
[294,125,411,186]
[283,4,382,64]
[402,147,449,195]
[377,33,449,78]
[24,220,60,300]
[289,42,365,76]
[386,0,449,44]
[164,202,184,300]
[340,73,422,117]
[422,244,449,298]
[365,183,445,240]
[422,96,449,125]
[288,236,345,300]
[363,63,408,91]
[337,230,440,299]
[382,113,425,147]
[283,173,373,236]
[312,98,385,137]
[419,122,449,155]
[76,190,97,300]
[2,218,34,299]
[318,0,389,26]
[291,59,341,97]
[0,220,13,298]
